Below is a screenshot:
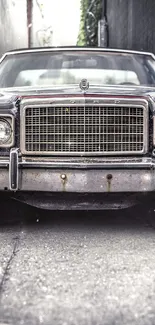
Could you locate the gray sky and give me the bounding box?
[39,0,81,46]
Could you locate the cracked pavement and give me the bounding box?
[0,203,155,324]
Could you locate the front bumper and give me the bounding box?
[1,148,155,193]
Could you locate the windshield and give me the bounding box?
[0,51,155,88]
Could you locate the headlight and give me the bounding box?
[0,115,14,147]
[0,118,13,146]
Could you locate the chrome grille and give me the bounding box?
[23,105,146,155]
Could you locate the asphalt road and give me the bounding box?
[0,203,155,325]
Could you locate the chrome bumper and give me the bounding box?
[1,148,155,193]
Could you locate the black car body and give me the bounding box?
[0,47,155,210]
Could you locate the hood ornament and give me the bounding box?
[79,79,89,92]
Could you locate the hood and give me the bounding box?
[0,84,155,102]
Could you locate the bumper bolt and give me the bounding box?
[61,174,66,180]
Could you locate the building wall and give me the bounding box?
[106,0,155,53]
[31,0,80,47]
[0,0,28,57]
[31,0,53,47]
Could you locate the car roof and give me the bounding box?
[2,46,155,57]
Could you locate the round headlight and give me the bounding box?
[0,120,12,144]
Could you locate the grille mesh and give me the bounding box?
[24,106,144,154]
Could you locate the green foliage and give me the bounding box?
[77,0,102,46]
[77,0,89,46]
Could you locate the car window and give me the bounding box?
[14,68,140,86]
[0,52,153,88]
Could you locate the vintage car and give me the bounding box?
[0,46,155,210]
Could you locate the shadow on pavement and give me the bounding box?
[0,196,155,232]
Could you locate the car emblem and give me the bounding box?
[79,79,89,91]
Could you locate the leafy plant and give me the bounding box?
[77,0,102,46]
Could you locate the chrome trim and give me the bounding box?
[19,158,154,169]
[0,114,15,148]
[0,161,9,167]
[0,156,154,170]
[2,48,155,59]
[20,97,149,156]
[9,148,19,191]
